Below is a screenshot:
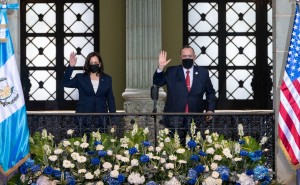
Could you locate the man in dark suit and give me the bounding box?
[153,45,216,143]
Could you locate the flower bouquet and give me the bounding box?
[9,121,277,185]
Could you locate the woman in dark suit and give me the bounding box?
[63,52,116,113]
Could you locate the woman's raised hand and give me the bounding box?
[69,52,77,67]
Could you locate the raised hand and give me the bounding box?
[158,50,171,70]
[69,52,77,67]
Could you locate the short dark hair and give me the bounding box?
[180,45,195,54]
[83,52,104,75]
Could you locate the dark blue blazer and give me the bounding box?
[63,66,116,113]
[153,65,216,113]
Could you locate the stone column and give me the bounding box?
[122,0,166,113]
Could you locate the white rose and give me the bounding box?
[165,163,174,169]
[176,148,185,154]
[48,155,58,162]
[131,159,139,166]
[178,160,187,164]
[94,169,101,176]
[85,172,94,180]
[110,170,119,178]
[78,169,87,173]
[213,155,222,161]
[77,156,87,163]
[164,137,171,143]
[148,146,154,151]
[211,171,220,179]
[63,160,72,168]
[102,162,112,170]
[169,155,177,161]
[107,150,113,155]
[156,147,162,152]
[211,162,218,170]
[71,152,79,160]
[54,148,63,154]
[73,141,80,146]
[96,145,104,151]
[67,129,74,135]
[114,165,120,170]
[160,158,166,164]
[80,142,89,148]
[206,147,215,154]
[63,140,71,147]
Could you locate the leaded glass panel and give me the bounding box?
[188,2,218,32]
[226,69,253,100]
[29,70,56,100]
[226,36,256,66]
[64,3,94,33]
[190,36,218,66]
[26,37,56,67]
[226,2,256,32]
[64,36,94,66]
[26,3,56,33]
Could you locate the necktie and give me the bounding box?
[185,70,190,112]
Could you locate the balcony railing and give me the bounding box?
[27,111,275,169]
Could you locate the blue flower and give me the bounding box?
[198,150,207,156]
[142,141,151,147]
[129,147,138,155]
[140,155,150,163]
[249,150,263,161]
[118,174,125,183]
[195,165,205,174]
[98,150,107,157]
[87,150,96,155]
[187,140,197,149]
[91,157,100,165]
[238,139,245,144]
[187,168,197,179]
[190,154,199,161]
[188,178,197,185]
[253,165,269,181]
[19,165,28,174]
[239,150,248,157]
[65,172,76,185]
[24,158,35,168]
[31,164,40,173]
[104,175,121,185]
[146,181,159,185]
[53,170,61,179]
[246,169,254,175]
[94,141,102,145]
[43,166,53,175]
[216,166,230,181]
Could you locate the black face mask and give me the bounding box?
[182,59,194,69]
[89,64,100,73]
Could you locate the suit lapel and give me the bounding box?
[96,75,106,95]
[190,67,200,92]
[84,75,96,94]
[177,66,189,93]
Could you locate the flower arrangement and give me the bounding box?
[9,121,277,185]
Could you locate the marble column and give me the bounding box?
[122,0,166,113]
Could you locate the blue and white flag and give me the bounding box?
[0,3,30,176]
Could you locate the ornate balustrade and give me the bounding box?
[27,111,275,170]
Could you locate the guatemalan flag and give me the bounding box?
[0,3,30,176]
